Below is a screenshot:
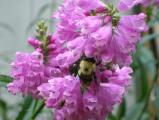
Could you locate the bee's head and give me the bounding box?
[79,60,96,75]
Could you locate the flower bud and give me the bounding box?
[104,16,112,24]
[96,7,106,13]
[84,11,91,16]
[28,37,42,49]
[36,48,43,53]
[47,44,57,51]
[48,34,56,44]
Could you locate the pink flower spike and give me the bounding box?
[7,52,45,97]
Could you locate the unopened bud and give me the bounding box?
[50,35,56,43]
[47,44,57,51]
[84,11,90,16]
[28,37,42,49]
[47,34,52,42]
[104,16,112,24]
[36,48,43,53]
[96,7,106,13]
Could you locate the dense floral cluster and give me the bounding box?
[8,0,148,120]
[118,0,159,11]
[7,22,64,97]
[8,52,45,96]
[38,75,124,120]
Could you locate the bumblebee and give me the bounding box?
[70,56,99,93]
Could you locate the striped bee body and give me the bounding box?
[70,56,98,93]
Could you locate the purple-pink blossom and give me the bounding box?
[109,13,148,65]
[64,13,148,65]
[8,34,65,97]
[53,0,105,43]
[100,65,133,89]
[118,0,159,11]
[7,0,149,119]
[38,75,124,120]
[7,52,45,97]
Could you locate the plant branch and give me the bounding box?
[29,101,45,120]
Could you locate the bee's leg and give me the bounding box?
[80,86,85,94]
[93,73,98,85]
[70,64,79,76]
[80,84,88,94]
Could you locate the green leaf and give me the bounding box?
[138,47,156,81]
[16,96,33,120]
[107,113,117,120]
[133,46,156,102]
[0,75,12,83]
[140,33,159,45]
[137,61,148,102]
[28,100,45,120]
[148,8,159,27]
[155,86,159,108]
[156,9,159,20]
[140,113,150,120]
[124,102,145,120]
[154,85,159,119]
[148,18,159,27]
[117,98,126,119]
[0,99,8,120]
[0,75,12,86]
[146,6,153,17]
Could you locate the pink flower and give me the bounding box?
[76,0,105,11]
[118,0,143,11]
[53,0,105,43]
[7,0,149,119]
[109,13,148,65]
[54,49,82,69]
[7,52,45,97]
[54,0,148,66]
[66,13,148,65]
[156,0,159,4]
[102,66,133,89]
[81,83,124,120]
[53,0,84,42]
[7,50,64,97]
[67,16,113,60]
[79,16,103,34]
[38,75,124,120]
[118,0,157,11]
[38,76,82,120]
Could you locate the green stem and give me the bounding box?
[29,102,45,120]
[108,113,117,120]
[32,100,39,113]
[137,63,159,120]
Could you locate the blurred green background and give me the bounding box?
[0,0,159,120]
